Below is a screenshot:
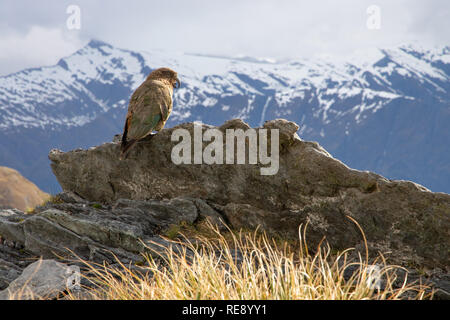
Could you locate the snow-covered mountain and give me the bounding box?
[0,39,449,193]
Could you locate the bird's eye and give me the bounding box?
[173,78,181,88]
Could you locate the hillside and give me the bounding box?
[0,166,49,211]
[0,40,449,193]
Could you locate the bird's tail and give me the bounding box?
[120,139,137,160]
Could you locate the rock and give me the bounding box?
[427,269,450,300]
[0,195,208,295]
[186,198,228,231]
[0,196,207,263]
[0,244,35,290]
[434,285,450,300]
[0,193,447,298]
[47,119,450,271]
[0,259,79,300]
[112,197,198,227]
[56,191,88,204]
[1,118,448,298]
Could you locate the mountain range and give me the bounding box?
[0,39,449,194]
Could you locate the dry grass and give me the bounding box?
[66,220,431,300]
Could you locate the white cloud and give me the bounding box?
[0,26,82,76]
[0,0,448,76]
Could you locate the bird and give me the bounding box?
[120,67,180,159]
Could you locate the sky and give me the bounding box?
[0,0,449,76]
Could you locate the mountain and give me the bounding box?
[0,40,449,193]
[0,166,49,211]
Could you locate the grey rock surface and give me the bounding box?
[0,118,449,298]
[48,119,450,270]
[0,259,79,300]
[0,196,205,294]
[0,196,209,263]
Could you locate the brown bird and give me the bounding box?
[120,67,180,159]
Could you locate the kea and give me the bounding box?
[120,67,180,159]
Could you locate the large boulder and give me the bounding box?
[0,259,79,300]
[48,119,450,270]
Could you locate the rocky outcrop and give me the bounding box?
[0,166,49,211]
[0,193,213,297]
[0,194,215,264]
[0,118,449,298]
[1,191,448,299]
[48,119,450,270]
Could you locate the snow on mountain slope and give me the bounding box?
[1,40,448,131]
[0,40,449,193]
[0,40,146,129]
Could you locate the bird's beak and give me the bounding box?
[174,77,181,89]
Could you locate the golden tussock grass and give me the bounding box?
[65,217,432,300]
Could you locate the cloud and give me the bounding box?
[0,0,448,75]
[0,26,82,76]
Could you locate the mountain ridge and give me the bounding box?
[0,40,449,193]
[0,166,49,211]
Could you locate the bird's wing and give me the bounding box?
[126,81,172,140]
[156,85,173,122]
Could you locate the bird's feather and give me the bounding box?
[120,68,177,159]
[126,80,172,140]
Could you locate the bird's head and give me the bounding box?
[147,67,181,89]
